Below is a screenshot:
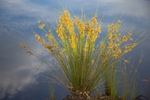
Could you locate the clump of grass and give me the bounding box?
[21,10,140,99]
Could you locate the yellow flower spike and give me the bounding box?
[35,34,46,44]
[56,24,65,39]
[116,29,119,33]
[117,20,122,23]
[91,17,97,24]
[59,16,64,23]
[117,48,122,54]
[83,41,89,52]
[85,23,90,32]
[107,42,114,49]
[122,35,128,42]
[131,43,137,48]
[38,23,46,29]
[89,26,95,35]
[91,14,98,24]
[40,39,46,44]
[20,43,27,48]
[83,45,88,52]
[113,54,118,59]
[91,35,97,42]
[108,32,113,40]
[37,20,41,23]
[64,10,70,17]
[58,32,63,39]
[59,10,74,32]
[74,16,85,35]
[115,23,120,28]
[95,25,102,33]
[112,34,118,40]
[45,34,54,41]
[45,45,55,54]
[35,34,41,41]
[123,43,137,54]
[124,59,129,63]
[70,36,76,49]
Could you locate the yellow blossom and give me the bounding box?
[74,16,85,35]
[91,34,98,42]
[70,36,76,49]
[117,48,122,54]
[38,23,45,29]
[91,14,97,24]
[124,49,129,53]
[40,39,46,44]
[108,32,113,40]
[122,35,128,42]
[131,43,137,48]
[95,25,101,33]
[107,42,114,49]
[56,24,65,39]
[117,20,122,23]
[45,33,55,44]
[113,54,118,59]
[45,45,55,53]
[35,34,46,44]
[112,34,118,40]
[91,17,97,24]
[124,59,129,63]
[35,34,41,41]
[85,23,90,32]
[19,43,27,48]
[124,43,137,53]
[37,20,41,23]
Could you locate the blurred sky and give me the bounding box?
[0,0,150,100]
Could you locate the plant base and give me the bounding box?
[63,93,123,100]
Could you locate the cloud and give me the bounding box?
[1,0,150,33]
[1,0,149,32]
[0,1,63,97]
[1,0,57,21]
[102,0,150,19]
[1,0,150,19]
[0,35,53,99]
[1,0,25,4]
